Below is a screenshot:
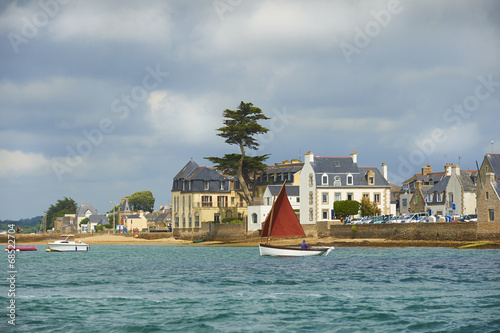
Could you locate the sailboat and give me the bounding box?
[259,183,334,257]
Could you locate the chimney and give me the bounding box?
[305,151,314,163]
[421,164,432,176]
[351,150,358,164]
[416,179,422,190]
[444,163,452,176]
[381,163,388,180]
[452,164,460,176]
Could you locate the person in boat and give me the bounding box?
[301,240,310,250]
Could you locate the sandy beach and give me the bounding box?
[2,233,499,248]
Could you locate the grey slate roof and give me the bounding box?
[311,157,390,187]
[120,198,131,213]
[76,204,98,217]
[487,154,500,177]
[174,159,199,180]
[88,215,109,225]
[494,180,500,198]
[427,177,449,193]
[267,185,299,197]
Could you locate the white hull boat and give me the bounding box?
[47,234,89,252]
[259,243,334,257]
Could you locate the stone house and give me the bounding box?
[477,153,500,238]
[398,164,444,214]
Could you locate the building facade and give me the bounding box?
[171,159,248,232]
[477,153,500,238]
[300,151,393,223]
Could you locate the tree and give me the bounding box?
[205,153,269,197]
[334,200,360,217]
[46,197,78,230]
[128,191,155,212]
[359,197,381,217]
[207,101,270,204]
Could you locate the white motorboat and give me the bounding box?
[47,234,89,252]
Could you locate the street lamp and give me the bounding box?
[110,201,117,234]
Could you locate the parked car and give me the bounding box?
[388,216,405,223]
[465,214,477,222]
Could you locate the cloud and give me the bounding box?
[0,149,49,178]
[146,91,222,144]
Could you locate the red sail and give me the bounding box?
[261,185,306,238]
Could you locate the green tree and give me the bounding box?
[334,200,360,217]
[205,153,269,197]
[359,197,381,217]
[128,191,155,212]
[207,101,270,204]
[46,197,78,230]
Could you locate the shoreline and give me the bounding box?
[2,233,500,249]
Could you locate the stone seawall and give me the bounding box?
[330,222,478,241]
[173,222,247,240]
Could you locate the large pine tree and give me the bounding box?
[206,101,270,204]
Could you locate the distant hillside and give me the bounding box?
[0,216,43,233]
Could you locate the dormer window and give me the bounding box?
[188,181,192,191]
[335,162,341,167]
[347,174,353,185]
[334,176,341,186]
[220,181,225,190]
[369,176,374,185]
[204,181,209,191]
[322,173,328,185]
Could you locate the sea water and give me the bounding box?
[2,246,499,332]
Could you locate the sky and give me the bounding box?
[1,0,499,220]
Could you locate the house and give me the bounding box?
[398,164,445,214]
[117,197,133,227]
[299,151,393,224]
[253,159,303,199]
[121,212,148,232]
[171,159,247,232]
[425,164,477,217]
[477,153,500,238]
[76,204,98,229]
[248,185,300,232]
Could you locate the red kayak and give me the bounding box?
[5,246,37,251]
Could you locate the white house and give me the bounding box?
[248,185,300,232]
[299,151,393,223]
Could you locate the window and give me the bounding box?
[188,181,192,191]
[182,197,185,210]
[214,213,220,223]
[347,193,353,200]
[220,181,225,191]
[174,214,179,228]
[335,193,341,201]
[322,192,328,204]
[309,208,314,221]
[182,182,185,191]
[426,194,433,203]
[436,193,442,202]
[374,193,380,203]
[489,209,495,221]
[217,196,228,208]
[204,181,209,191]
[188,196,191,209]
[182,214,186,228]
[309,174,313,187]
[334,176,341,186]
[402,198,407,207]
[363,193,369,198]
[322,174,328,185]
[266,197,271,205]
[415,195,418,204]
[486,192,489,200]
[202,196,212,207]
[231,197,235,206]
[188,213,192,228]
[448,193,454,203]
[296,197,300,203]
[322,209,328,220]
[369,176,374,185]
[309,192,313,204]
[252,213,257,224]
[347,174,353,185]
[195,213,200,227]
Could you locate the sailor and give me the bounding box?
[301,240,310,249]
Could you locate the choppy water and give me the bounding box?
[2,245,499,332]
